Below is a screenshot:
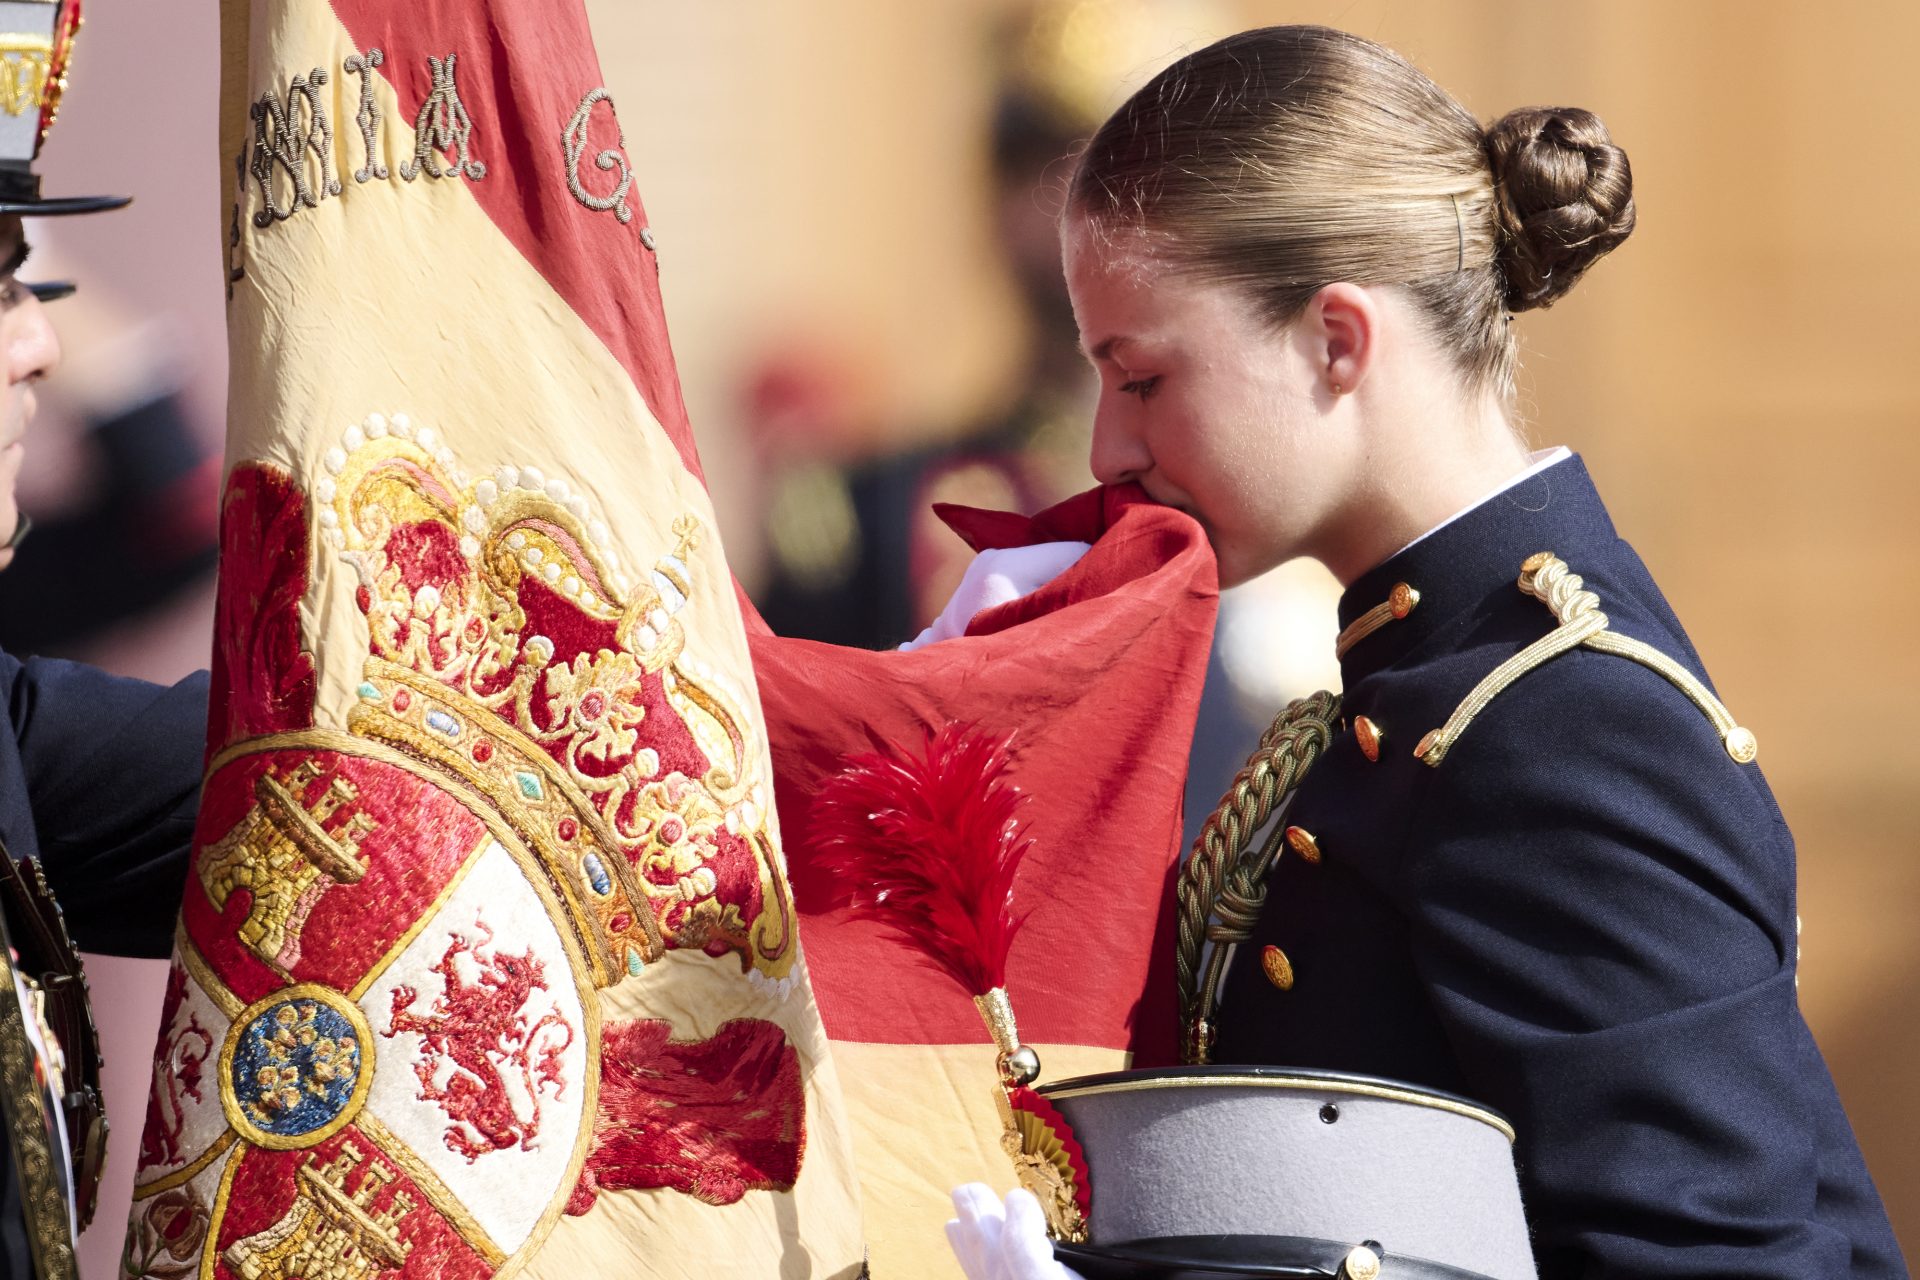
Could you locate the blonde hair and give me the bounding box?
[1068,25,1635,394]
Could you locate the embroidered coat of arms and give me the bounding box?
[121,2,865,1277]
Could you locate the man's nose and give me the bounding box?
[8,294,60,386]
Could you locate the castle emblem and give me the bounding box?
[221,1142,416,1280]
[198,760,376,975]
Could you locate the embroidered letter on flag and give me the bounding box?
[120,3,866,1278]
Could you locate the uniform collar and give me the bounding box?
[1334,452,1616,686]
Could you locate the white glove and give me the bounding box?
[944,1184,1085,1280]
[900,542,1092,651]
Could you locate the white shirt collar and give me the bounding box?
[1387,446,1573,561]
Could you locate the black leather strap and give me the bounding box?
[1056,1234,1499,1280]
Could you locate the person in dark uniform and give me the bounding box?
[1032,24,1905,1280]
[0,5,207,1275]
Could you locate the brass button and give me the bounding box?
[1388,582,1420,619]
[1725,726,1758,764]
[1260,945,1295,990]
[1283,825,1322,863]
[1521,550,1554,574]
[1353,715,1382,763]
[1341,1245,1381,1280]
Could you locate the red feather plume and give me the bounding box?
[808,722,1031,997]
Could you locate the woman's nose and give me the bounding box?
[1088,402,1151,487]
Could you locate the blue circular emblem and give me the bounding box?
[221,984,373,1149]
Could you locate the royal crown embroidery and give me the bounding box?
[318,412,795,985]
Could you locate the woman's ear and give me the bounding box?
[1310,282,1379,398]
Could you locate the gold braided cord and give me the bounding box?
[1175,690,1340,1064]
[1417,552,1757,767]
[1413,611,1604,765]
[1333,583,1420,660]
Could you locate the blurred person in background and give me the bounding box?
[0,230,219,670]
[748,4,1114,649]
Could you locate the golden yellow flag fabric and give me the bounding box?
[120,2,865,1277]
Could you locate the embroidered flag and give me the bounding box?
[752,484,1219,1278]
[120,3,866,1278]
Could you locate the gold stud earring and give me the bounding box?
[1329,380,1343,395]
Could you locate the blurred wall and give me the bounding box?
[34,0,1917,1271]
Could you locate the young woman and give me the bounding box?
[950,23,1904,1280]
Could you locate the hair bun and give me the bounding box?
[1484,107,1635,312]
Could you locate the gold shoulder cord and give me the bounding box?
[1334,582,1420,660]
[0,929,76,1280]
[1175,691,1341,1064]
[1415,552,1759,768]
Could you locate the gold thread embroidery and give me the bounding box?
[0,934,76,1278]
[348,662,663,977]
[0,35,53,117]
[197,761,374,978]
[215,983,375,1152]
[1416,552,1758,766]
[133,1130,237,1201]
[176,925,244,1020]
[189,728,603,1276]
[199,1142,245,1280]
[219,1139,419,1279]
[314,424,793,981]
[204,729,616,996]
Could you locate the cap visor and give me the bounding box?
[0,193,132,217]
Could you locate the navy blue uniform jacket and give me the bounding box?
[0,649,206,1277]
[1213,457,1905,1277]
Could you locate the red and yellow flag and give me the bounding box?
[121,3,864,1277]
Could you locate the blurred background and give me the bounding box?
[29,0,1915,1271]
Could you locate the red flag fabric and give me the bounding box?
[751,483,1218,1276]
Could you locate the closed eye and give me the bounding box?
[1119,375,1159,401]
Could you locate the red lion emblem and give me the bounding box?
[384,916,577,1162]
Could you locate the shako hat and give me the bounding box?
[0,0,125,216]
